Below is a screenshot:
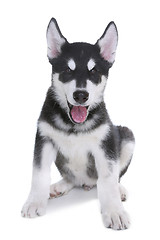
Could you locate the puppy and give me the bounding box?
[21,18,135,230]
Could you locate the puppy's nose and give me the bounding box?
[73,91,89,104]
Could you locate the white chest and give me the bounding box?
[38,121,109,185]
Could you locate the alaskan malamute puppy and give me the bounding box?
[21,18,135,230]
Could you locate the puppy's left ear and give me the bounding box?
[47,18,67,59]
[96,22,118,65]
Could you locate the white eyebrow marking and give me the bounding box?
[87,59,96,71]
[68,59,76,71]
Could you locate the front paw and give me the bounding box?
[21,199,47,218]
[102,209,130,230]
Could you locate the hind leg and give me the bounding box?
[119,140,135,178]
[50,179,74,198]
[118,126,135,179]
[118,127,135,201]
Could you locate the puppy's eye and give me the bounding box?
[90,67,96,74]
[66,67,72,73]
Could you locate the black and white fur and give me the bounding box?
[21,18,135,230]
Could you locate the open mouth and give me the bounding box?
[68,102,89,124]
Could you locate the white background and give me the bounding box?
[0,0,160,239]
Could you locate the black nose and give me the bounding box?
[73,91,89,104]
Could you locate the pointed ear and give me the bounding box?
[97,22,118,64]
[46,18,67,59]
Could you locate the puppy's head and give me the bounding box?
[46,18,118,124]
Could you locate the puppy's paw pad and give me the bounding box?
[50,180,73,199]
[82,184,94,191]
[50,190,63,198]
[119,184,128,202]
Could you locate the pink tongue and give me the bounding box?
[71,106,87,123]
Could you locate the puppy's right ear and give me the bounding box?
[47,18,67,59]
